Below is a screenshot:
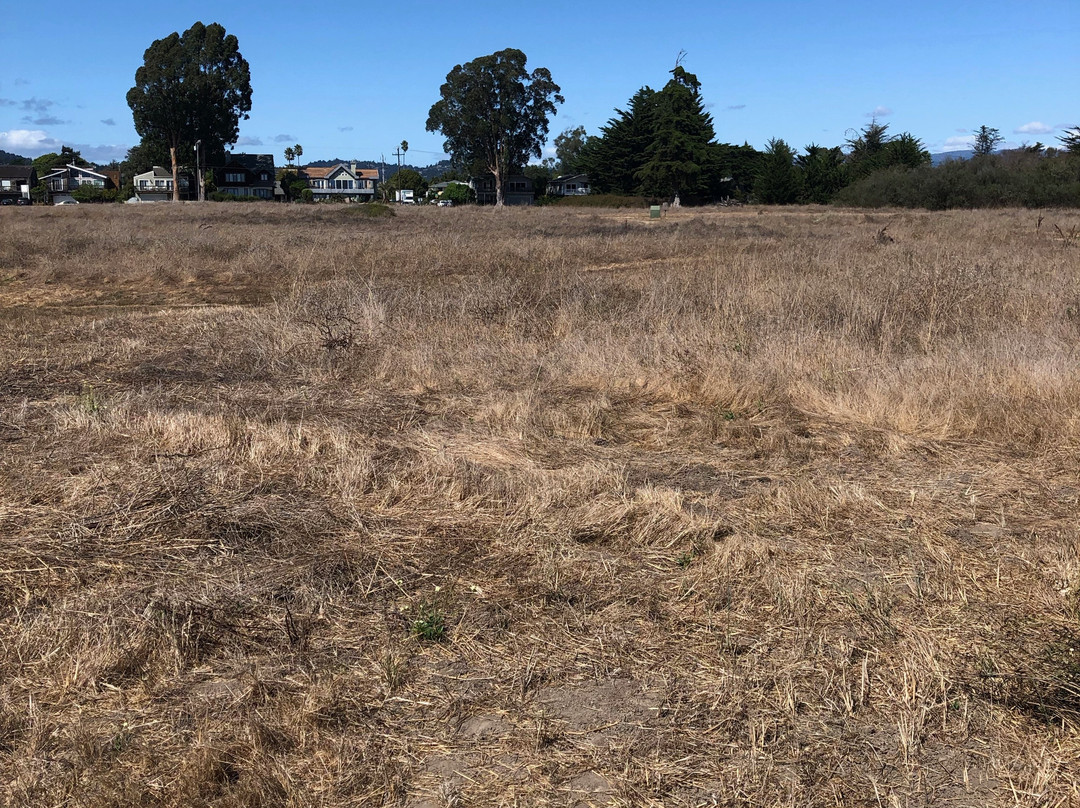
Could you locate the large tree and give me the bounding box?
[634,66,716,201]
[127,21,252,201]
[426,48,563,206]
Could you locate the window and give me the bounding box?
[254,188,272,198]
[260,172,269,181]
[0,180,10,190]
[225,172,244,183]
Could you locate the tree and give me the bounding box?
[552,126,588,175]
[797,144,845,204]
[127,21,252,201]
[384,167,427,198]
[284,146,295,167]
[634,65,716,201]
[427,48,563,206]
[578,87,659,194]
[754,139,801,204]
[294,143,303,166]
[33,146,89,175]
[1059,127,1080,155]
[973,125,1003,156]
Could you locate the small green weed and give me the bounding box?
[411,602,447,642]
[79,384,104,415]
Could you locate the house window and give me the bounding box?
[254,188,272,198]
[260,172,269,181]
[225,172,244,183]
[1,180,10,190]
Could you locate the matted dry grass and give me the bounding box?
[1,202,1080,806]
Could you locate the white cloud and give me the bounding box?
[0,129,127,162]
[1015,121,1053,135]
[236,136,263,146]
[942,135,975,151]
[0,129,62,153]
[865,105,893,119]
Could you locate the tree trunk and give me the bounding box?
[170,145,180,203]
[493,162,504,208]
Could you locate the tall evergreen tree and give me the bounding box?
[578,87,659,194]
[754,139,801,204]
[797,144,845,204]
[634,66,715,201]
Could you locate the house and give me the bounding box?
[0,165,37,205]
[546,173,591,197]
[132,166,194,202]
[214,153,276,199]
[470,173,535,205]
[298,162,378,202]
[38,164,111,204]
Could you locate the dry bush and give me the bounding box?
[1,202,1080,806]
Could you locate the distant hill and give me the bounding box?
[302,158,455,180]
[931,150,974,165]
[0,149,31,165]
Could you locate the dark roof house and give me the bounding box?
[215,153,276,199]
[0,165,37,204]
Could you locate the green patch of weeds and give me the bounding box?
[411,601,448,642]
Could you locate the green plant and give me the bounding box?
[411,602,447,642]
[78,383,104,414]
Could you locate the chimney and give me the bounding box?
[351,161,357,175]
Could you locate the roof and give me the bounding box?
[223,153,275,171]
[68,164,107,179]
[298,165,380,182]
[0,165,35,180]
[135,166,174,179]
[300,166,335,179]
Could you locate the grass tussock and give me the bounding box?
[1,202,1080,805]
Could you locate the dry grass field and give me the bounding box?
[1,201,1080,807]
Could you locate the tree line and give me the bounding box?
[18,22,1076,209]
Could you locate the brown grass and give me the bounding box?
[2,202,1080,806]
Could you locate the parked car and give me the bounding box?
[55,199,79,205]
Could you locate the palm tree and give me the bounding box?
[284,146,295,167]
[294,144,303,167]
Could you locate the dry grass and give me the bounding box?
[2,202,1080,806]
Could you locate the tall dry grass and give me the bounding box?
[1,202,1079,806]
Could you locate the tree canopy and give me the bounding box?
[973,125,1004,156]
[127,21,252,201]
[426,48,563,206]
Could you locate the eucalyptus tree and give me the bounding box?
[127,21,252,201]
[427,48,563,206]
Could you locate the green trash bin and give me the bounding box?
[650,205,661,219]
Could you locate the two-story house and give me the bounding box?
[299,162,378,202]
[0,165,37,205]
[470,173,535,206]
[214,153,276,199]
[132,166,195,202]
[39,164,111,204]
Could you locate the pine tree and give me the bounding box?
[579,87,659,194]
[634,66,716,201]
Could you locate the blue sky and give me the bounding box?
[1,0,1077,165]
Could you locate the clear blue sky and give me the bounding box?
[1,0,1077,165]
